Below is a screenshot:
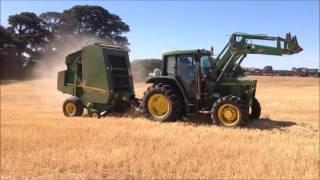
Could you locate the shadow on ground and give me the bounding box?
[180,113,297,130]
[107,111,297,130]
[245,118,297,130]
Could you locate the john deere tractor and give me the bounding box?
[141,32,302,127]
[57,32,302,127]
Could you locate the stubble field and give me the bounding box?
[1,76,319,179]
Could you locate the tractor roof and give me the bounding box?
[163,49,211,56]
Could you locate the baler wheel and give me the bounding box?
[90,111,101,119]
[211,96,248,127]
[63,97,84,117]
[141,83,183,122]
[249,97,261,120]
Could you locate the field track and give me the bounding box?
[1,76,319,179]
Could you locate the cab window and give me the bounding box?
[166,56,176,76]
[177,55,194,78]
[200,55,212,75]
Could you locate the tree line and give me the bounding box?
[0,5,130,80]
[243,66,319,77]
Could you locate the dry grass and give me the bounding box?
[1,76,319,179]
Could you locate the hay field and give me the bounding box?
[1,76,319,179]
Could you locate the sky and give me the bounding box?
[1,0,319,70]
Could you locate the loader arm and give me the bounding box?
[212,32,303,83]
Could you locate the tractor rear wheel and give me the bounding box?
[141,83,183,122]
[211,96,248,127]
[249,97,261,120]
[62,97,84,117]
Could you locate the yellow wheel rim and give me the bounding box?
[65,102,76,115]
[147,93,170,118]
[217,103,240,126]
[92,112,99,118]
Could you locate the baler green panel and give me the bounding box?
[63,86,75,95]
[57,70,75,95]
[218,78,257,86]
[65,50,81,66]
[57,70,66,92]
[81,45,110,104]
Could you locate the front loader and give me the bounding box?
[141,32,302,127]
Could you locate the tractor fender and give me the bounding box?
[145,76,189,104]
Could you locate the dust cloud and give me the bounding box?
[29,35,111,109]
[32,35,110,79]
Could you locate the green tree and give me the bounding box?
[0,25,23,79]
[39,12,62,33]
[60,5,130,47]
[8,12,49,59]
[38,12,62,54]
[0,12,50,79]
[1,5,131,80]
[0,25,13,47]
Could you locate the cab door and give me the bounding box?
[176,55,196,102]
[199,55,215,102]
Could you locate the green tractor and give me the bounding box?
[140,32,302,127]
[57,32,302,127]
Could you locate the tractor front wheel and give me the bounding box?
[141,83,183,122]
[212,96,248,127]
[62,97,84,117]
[249,97,261,120]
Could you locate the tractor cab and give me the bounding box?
[145,49,222,116]
[161,49,214,102]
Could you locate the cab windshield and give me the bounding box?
[200,55,214,75]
